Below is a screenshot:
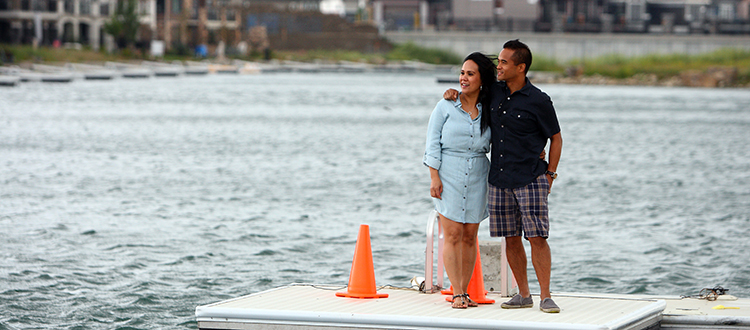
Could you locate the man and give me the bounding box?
[445,39,563,313]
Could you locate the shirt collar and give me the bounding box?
[453,93,462,108]
[454,93,484,111]
[498,77,533,96]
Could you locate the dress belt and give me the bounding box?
[441,151,486,158]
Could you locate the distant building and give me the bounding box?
[370,0,749,33]
[448,0,537,31]
[371,0,429,31]
[320,0,345,16]
[0,0,157,50]
[534,0,749,33]
[2,0,748,50]
[370,0,551,32]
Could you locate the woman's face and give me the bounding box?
[459,60,481,95]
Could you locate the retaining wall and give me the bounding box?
[384,31,750,62]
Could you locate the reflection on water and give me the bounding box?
[1,74,749,329]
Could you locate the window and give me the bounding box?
[80,0,90,14]
[718,2,734,20]
[139,0,150,15]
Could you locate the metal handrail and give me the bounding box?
[424,210,444,293]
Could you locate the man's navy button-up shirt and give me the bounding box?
[488,79,560,189]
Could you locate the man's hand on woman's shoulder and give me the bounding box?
[443,89,459,101]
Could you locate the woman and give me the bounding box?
[423,52,496,309]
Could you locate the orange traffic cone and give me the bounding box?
[445,243,494,304]
[336,224,388,299]
[466,243,494,304]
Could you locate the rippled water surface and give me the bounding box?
[1,73,749,329]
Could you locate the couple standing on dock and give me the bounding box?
[424,39,563,312]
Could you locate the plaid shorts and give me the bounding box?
[488,174,550,239]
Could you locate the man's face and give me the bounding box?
[496,48,522,81]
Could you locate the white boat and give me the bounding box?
[231,60,262,74]
[206,63,240,74]
[338,60,371,73]
[30,63,77,82]
[258,61,293,73]
[0,75,20,86]
[183,61,210,75]
[105,62,152,78]
[141,61,183,77]
[65,63,117,80]
[0,65,74,83]
[283,60,320,73]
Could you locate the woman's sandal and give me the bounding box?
[451,294,467,309]
[462,293,478,307]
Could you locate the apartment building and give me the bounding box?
[373,0,749,33]
[0,0,157,49]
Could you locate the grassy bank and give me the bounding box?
[0,44,129,63]
[0,42,461,65]
[2,43,748,86]
[571,48,750,85]
[248,42,462,64]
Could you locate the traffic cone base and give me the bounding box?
[336,291,389,299]
[441,285,453,295]
[336,224,389,299]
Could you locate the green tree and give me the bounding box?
[104,0,140,49]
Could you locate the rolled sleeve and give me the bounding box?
[423,154,441,170]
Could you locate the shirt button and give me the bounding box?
[518,115,521,118]
[500,168,504,171]
[507,97,510,100]
[503,111,506,114]
[500,154,503,157]
[500,139,504,142]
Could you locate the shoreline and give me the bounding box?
[2,60,747,89]
[2,43,749,88]
[529,68,748,88]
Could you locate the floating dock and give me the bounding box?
[195,283,750,330]
[196,220,750,330]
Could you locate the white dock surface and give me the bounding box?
[196,284,669,330]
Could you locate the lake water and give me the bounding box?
[1,73,749,329]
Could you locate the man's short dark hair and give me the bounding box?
[503,39,532,74]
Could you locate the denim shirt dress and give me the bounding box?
[423,98,491,224]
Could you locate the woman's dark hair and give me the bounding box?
[463,52,496,134]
